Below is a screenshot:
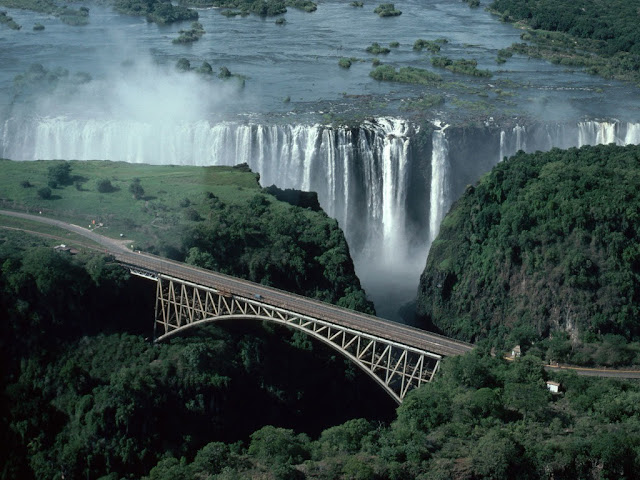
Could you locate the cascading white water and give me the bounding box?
[429,123,450,247]
[578,121,618,146]
[625,123,640,144]
[3,115,640,319]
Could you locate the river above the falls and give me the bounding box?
[1,0,639,121]
[1,0,639,320]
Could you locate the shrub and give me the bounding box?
[37,187,52,199]
[389,41,399,48]
[196,61,213,75]
[369,65,442,84]
[129,178,145,200]
[218,66,231,78]
[96,179,116,193]
[33,23,45,31]
[373,3,401,17]
[413,39,442,53]
[20,180,32,188]
[338,57,352,68]
[176,58,191,71]
[47,162,72,186]
[366,42,390,54]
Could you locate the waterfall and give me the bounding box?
[429,123,450,246]
[3,115,640,319]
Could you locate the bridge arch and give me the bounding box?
[153,275,441,403]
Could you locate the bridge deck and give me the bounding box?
[0,209,473,357]
[116,251,473,357]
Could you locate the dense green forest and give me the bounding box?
[0,230,393,480]
[417,144,640,366]
[490,0,640,83]
[3,242,639,480]
[3,155,640,478]
[136,351,640,480]
[0,159,373,314]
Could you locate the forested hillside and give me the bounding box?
[417,144,640,365]
[0,160,385,479]
[490,0,640,83]
[0,231,393,479]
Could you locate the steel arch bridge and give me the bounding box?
[130,268,443,404]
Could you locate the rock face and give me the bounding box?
[416,144,640,345]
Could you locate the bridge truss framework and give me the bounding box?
[130,269,441,404]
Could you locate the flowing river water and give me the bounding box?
[1,0,639,319]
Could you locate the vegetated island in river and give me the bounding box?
[489,0,640,84]
[3,157,640,480]
[417,144,640,367]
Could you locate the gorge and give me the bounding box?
[1,0,640,318]
[3,116,639,318]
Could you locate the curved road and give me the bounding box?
[0,210,474,357]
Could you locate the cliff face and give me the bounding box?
[416,144,640,345]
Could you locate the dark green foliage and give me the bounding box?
[248,426,311,465]
[172,21,205,44]
[185,0,315,15]
[413,39,442,53]
[113,0,198,24]
[58,6,89,26]
[373,3,401,16]
[0,221,386,479]
[462,0,480,7]
[218,66,231,78]
[400,93,445,111]
[366,42,390,54]
[275,16,286,24]
[32,22,44,31]
[137,352,640,479]
[129,177,145,199]
[350,1,363,6]
[263,185,321,211]
[389,41,399,48]
[489,0,640,82]
[369,65,442,85]
[339,57,352,68]
[20,180,32,188]
[286,0,316,12]
[37,186,52,199]
[47,161,72,186]
[96,178,116,193]
[176,57,191,71]
[417,144,640,364]
[431,56,492,77]
[0,10,21,29]
[196,61,213,75]
[182,193,375,313]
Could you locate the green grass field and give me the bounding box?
[0,159,284,251]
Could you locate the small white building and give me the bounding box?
[511,345,521,357]
[546,381,561,394]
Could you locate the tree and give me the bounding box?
[248,426,311,466]
[37,186,52,199]
[47,162,72,186]
[96,179,116,193]
[129,178,145,200]
[176,58,191,71]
